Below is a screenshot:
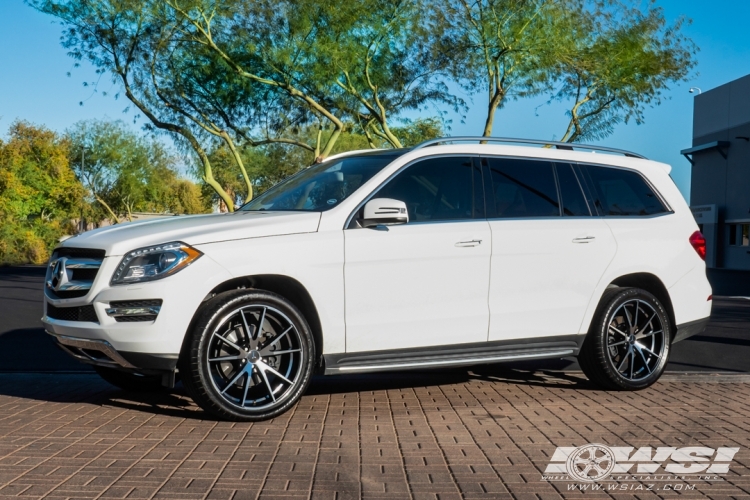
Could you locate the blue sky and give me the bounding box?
[2,0,750,201]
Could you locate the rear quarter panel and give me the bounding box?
[578,164,710,333]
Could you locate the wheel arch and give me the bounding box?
[607,273,676,336]
[186,274,324,371]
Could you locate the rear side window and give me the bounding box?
[581,165,668,216]
[555,163,590,216]
[487,158,559,218]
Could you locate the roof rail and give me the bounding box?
[412,136,647,159]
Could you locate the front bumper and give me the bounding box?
[42,251,233,362]
[51,333,179,373]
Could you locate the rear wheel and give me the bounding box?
[180,290,314,421]
[579,287,671,390]
[94,366,168,392]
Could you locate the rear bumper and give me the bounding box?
[673,317,710,343]
[50,332,178,374]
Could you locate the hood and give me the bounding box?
[59,211,321,256]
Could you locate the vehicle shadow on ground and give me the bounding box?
[0,362,600,421]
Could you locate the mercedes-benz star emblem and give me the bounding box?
[566,444,616,482]
[47,257,70,292]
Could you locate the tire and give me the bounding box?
[179,289,315,421]
[578,287,671,390]
[94,366,168,392]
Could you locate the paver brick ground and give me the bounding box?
[0,369,749,500]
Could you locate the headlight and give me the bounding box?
[111,242,202,285]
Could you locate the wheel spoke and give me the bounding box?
[635,342,662,359]
[633,300,640,330]
[240,371,251,407]
[208,354,245,362]
[256,307,267,341]
[617,349,631,372]
[259,325,293,355]
[629,348,634,379]
[261,348,301,356]
[212,331,242,352]
[634,344,653,375]
[221,363,251,395]
[239,309,254,344]
[258,361,293,385]
[623,304,634,329]
[608,340,628,348]
[256,363,276,402]
[636,330,662,340]
[609,325,629,337]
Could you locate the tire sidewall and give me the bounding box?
[591,288,671,390]
[185,290,315,421]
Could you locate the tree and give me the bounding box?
[551,0,697,142]
[0,122,84,264]
[431,0,561,137]
[67,119,207,222]
[31,0,454,212]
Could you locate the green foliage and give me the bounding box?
[29,0,697,210]
[551,0,698,142]
[0,122,83,264]
[66,119,209,221]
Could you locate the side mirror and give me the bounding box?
[361,198,409,227]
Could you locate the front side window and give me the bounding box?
[375,156,477,222]
[581,165,668,216]
[242,153,401,212]
[487,158,560,218]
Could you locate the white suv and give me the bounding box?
[43,137,712,421]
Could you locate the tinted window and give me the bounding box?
[582,165,667,216]
[556,163,590,216]
[487,158,559,218]
[376,156,476,222]
[242,153,399,212]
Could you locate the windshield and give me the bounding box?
[241,153,402,212]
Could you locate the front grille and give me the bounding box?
[46,247,105,300]
[55,248,106,259]
[53,289,89,299]
[47,303,99,323]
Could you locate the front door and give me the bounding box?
[484,158,616,341]
[344,156,491,353]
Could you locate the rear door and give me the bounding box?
[484,157,616,342]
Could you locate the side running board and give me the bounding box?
[323,337,582,375]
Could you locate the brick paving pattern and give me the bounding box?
[0,370,748,499]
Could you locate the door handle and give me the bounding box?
[455,239,482,247]
[572,236,596,243]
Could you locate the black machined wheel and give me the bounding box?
[579,287,671,390]
[180,290,314,421]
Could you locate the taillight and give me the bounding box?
[689,231,706,260]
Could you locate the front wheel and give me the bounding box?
[578,287,671,390]
[180,290,315,421]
